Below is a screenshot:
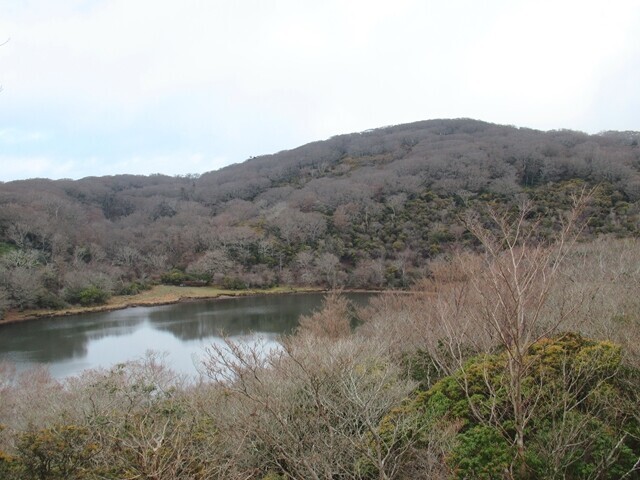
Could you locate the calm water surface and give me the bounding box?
[0,293,372,379]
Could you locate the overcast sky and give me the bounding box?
[1,0,639,182]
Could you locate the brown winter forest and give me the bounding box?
[0,118,639,315]
[0,118,639,478]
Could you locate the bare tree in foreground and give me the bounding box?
[413,189,637,478]
[201,294,422,479]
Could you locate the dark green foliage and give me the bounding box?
[528,413,638,479]
[0,425,18,480]
[400,349,446,390]
[160,270,209,286]
[160,269,192,286]
[222,276,247,290]
[399,334,640,479]
[451,425,514,479]
[0,451,17,480]
[78,287,109,306]
[99,193,134,220]
[15,425,97,480]
[114,281,151,296]
[35,291,67,310]
[64,286,109,306]
[150,200,177,220]
[0,242,16,256]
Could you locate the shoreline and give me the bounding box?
[0,285,326,326]
[0,285,400,326]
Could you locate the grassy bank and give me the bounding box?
[0,285,323,325]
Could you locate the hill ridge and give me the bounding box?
[0,118,638,315]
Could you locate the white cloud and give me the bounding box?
[0,0,638,181]
[103,152,226,178]
[461,0,640,131]
[0,128,49,144]
[0,151,225,182]
[0,155,75,180]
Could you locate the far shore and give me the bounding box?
[0,285,407,326]
[0,285,323,326]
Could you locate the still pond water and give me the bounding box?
[0,293,373,379]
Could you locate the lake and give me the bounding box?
[0,292,373,379]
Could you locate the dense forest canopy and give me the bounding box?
[0,118,639,315]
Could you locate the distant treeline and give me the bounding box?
[0,119,639,315]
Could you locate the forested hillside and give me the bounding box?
[1,119,639,477]
[1,119,639,315]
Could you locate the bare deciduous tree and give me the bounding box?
[200,292,421,480]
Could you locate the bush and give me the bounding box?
[159,269,210,286]
[450,425,514,479]
[397,334,640,479]
[114,281,151,296]
[222,276,247,290]
[0,450,17,480]
[0,424,17,480]
[64,286,110,306]
[400,348,446,390]
[16,425,97,480]
[79,287,108,306]
[0,242,17,257]
[35,292,67,310]
[160,269,190,285]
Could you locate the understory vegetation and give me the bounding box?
[1,119,639,317]
[0,203,638,479]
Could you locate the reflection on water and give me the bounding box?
[147,294,330,340]
[0,293,372,378]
